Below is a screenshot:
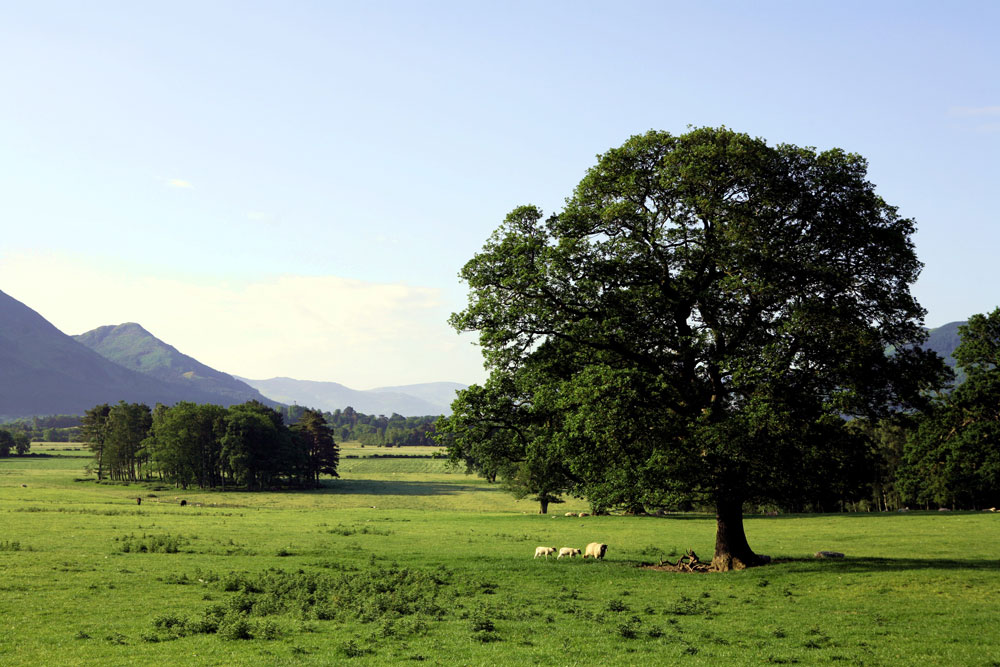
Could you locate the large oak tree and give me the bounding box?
[447,127,947,570]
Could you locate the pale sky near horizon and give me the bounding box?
[2,1,998,389]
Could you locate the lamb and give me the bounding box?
[534,546,557,559]
[558,547,581,559]
[584,542,608,559]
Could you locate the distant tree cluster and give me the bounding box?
[0,429,31,457]
[318,407,438,447]
[80,401,339,490]
[0,414,81,443]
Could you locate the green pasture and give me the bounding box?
[1,446,998,665]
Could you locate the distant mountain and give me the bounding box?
[0,290,222,418]
[238,377,466,416]
[369,382,466,409]
[923,321,964,369]
[74,323,273,406]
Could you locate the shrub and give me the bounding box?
[607,599,629,613]
[340,639,372,657]
[217,613,252,640]
[116,533,184,554]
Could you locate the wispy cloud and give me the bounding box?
[166,179,194,189]
[948,106,1000,117]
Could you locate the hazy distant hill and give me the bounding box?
[74,323,273,406]
[923,321,964,368]
[0,290,222,418]
[369,382,466,408]
[238,377,465,416]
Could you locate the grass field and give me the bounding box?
[1,444,998,665]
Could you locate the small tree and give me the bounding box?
[0,430,13,457]
[438,369,574,513]
[81,404,111,480]
[292,408,339,486]
[13,432,30,456]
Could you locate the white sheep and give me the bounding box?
[534,546,557,559]
[584,542,608,559]
[564,512,576,517]
[558,547,581,559]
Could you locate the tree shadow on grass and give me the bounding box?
[312,479,484,496]
[774,556,1000,573]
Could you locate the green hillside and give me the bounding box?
[74,323,273,406]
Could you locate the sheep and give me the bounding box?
[565,512,576,517]
[534,546,557,559]
[136,497,142,505]
[558,547,581,559]
[180,499,187,506]
[578,512,590,517]
[584,542,608,559]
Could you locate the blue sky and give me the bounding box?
[1,1,997,388]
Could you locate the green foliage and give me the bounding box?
[445,127,949,564]
[116,533,186,553]
[291,407,340,486]
[902,308,1000,508]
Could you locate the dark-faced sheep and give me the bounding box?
[584,542,608,559]
[534,546,556,559]
[136,497,142,505]
[180,499,187,506]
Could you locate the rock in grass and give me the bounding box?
[814,551,845,559]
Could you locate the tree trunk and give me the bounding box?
[539,499,549,514]
[711,497,763,571]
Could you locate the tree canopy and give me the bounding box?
[444,127,948,569]
[901,308,1000,509]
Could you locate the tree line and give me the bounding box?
[2,407,439,449]
[319,407,437,447]
[0,414,79,443]
[81,401,339,490]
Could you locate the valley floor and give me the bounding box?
[1,444,998,665]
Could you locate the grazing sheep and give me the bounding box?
[565,512,576,517]
[578,512,589,517]
[180,499,187,506]
[584,542,608,559]
[136,497,142,505]
[558,547,581,559]
[534,546,557,559]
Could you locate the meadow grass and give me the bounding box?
[1,445,998,665]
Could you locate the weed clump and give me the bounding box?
[115,533,185,554]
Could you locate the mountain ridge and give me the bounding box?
[237,376,465,417]
[73,323,274,406]
[0,290,223,418]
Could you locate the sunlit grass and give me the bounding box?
[1,448,998,665]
